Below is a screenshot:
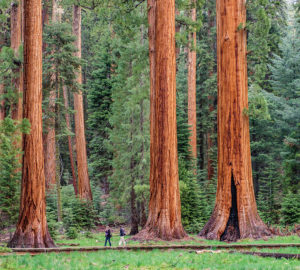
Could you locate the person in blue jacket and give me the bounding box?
[104,226,112,247]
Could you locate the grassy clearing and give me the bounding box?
[249,247,300,254]
[54,233,300,248]
[1,249,300,270]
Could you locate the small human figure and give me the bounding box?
[119,227,126,247]
[104,226,112,247]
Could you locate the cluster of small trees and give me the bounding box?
[0,0,299,247]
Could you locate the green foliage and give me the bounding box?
[179,157,207,233]
[0,46,22,115]
[84,14,113,190]
[281,191,300,226]
[66,227,78,239]
[46,185,97,237]
[106,5,150,228]
[0,117,29,229]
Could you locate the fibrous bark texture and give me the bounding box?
[11,0,23,122]
[134,0,186,241]
[199,0,271,241]
[187,0,197,159]
[8,0,55,248]
[73,5,92,201]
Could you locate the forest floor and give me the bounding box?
[0,232,299,269]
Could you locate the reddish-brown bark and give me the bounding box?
[134,0,186,241]
[11,0,23,122]
[8,0,55,248]
[187,0,197,159]
[73,5,92,201]
[199,0,270,241]
[63,86,78,195]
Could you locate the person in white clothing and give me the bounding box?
[119,227,126,247]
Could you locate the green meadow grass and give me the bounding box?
[1,249,300,270]
[54,233,300,248]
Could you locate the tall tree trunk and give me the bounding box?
[63,86,78,195]
[135,0,186,240]
[73,5,92,201]
[8,0,55,247]
[187,0,197,159]
[129,115,139,235]
[199,0,270,241]
[11,0,23,122]
[0,84,5,120]
[44,0,59,190]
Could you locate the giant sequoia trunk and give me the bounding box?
[73,5,92,200]
[134,0,186,240]
[11,0,23,122]
[187,0,197,159]
[8,0,55,248]
[199,0,270,241]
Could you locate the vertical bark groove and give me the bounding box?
[133,0,186,241]
[73,5,92,201]
[187,0,197,159]
[199,0,270,241]
[8,0,55,248]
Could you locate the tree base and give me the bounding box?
[199,176,271,242]
[131,225,187,241]
[7,229,56,248]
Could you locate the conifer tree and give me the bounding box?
[8,0,55,247]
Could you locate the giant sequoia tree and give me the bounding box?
[8,0,55,248]
[199,0,271,241]
[73,5,92,200]
[135,0,186,240]
[187,0,197,159]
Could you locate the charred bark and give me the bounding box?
[199,0,270,241]
[8,0,55,248]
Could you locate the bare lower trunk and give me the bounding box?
[73,5,92,201]
[63,86,78,195]
[8,0,55,247]
[134,0,186,241]
[187,0,197,159]
[199,0,270,241]
[130,184,139,235]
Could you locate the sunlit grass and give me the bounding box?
[54,233,300,248]
[1,249,300,270]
